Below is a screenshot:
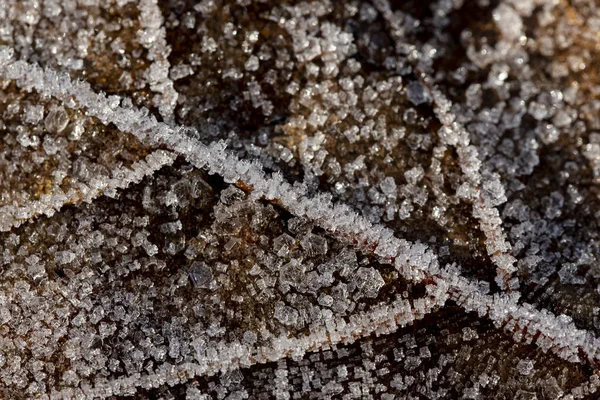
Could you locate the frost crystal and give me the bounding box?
[406,81,431,106]
[274,302,299,326]
[44,105,69,134]
[189,261,213,288]
[350,267,385,299]
[0,0,599,398]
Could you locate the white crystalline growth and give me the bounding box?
[189,261,213,289]
[2,0,600,394]
[517,359,534,376]
[2,54,599,376]
[274,301,299,326]
[349,267,385,299]
[493,3,523,42]
[44,105,69,134]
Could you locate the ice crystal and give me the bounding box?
[0,0,600,398]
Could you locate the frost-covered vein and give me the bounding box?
[54,292,448,398]
[0,46,437,283]
[1,49,600,370]
[132,0,178,121]
[0,149,176,232]
[430,84,518,291]
[371,0,517,290]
